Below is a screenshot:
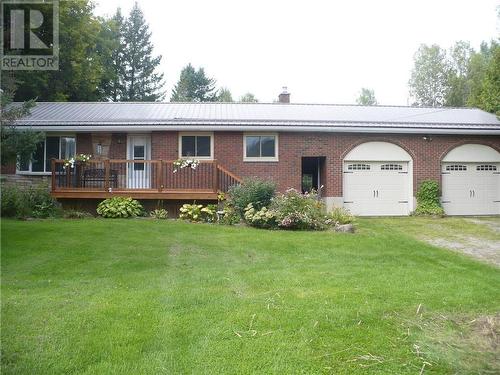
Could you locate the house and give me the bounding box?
[2,92,500,216]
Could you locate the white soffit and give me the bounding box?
[442,144,500,162]
[344,141,412,161]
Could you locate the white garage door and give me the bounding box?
[441,163,500,215]
[344,161,410,216]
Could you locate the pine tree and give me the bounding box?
[108,9,126,101]
[171,64,218,102]
[122,2,164,101]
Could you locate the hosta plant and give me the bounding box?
[149,208,168,219]
[97,197,143,218]
[179,203,203,221]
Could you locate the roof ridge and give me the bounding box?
[28,101,485,110]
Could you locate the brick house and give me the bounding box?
[2,93,500,216]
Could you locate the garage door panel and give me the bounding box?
[442,163,500,216]
[343,161,410,216]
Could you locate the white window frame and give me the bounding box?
[178,132,214,160]
[16,134,76,175]
[243,133,279,162]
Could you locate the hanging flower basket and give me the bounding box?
[173,158,200,173]
[63,154,92,169]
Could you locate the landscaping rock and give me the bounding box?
[335,224,355,233]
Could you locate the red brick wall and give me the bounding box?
[109,133,127,159]
[211,132,500,196]
[76,133,93,155]
[151,131,179,160]
[18,130,500,197]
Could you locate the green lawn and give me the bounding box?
[1,218,499,374]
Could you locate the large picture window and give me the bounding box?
[244,134,278,161]
[18,136,75,173]
[179,133,213,159]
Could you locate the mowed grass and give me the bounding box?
[1,218,499,374]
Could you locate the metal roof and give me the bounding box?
[13,102,500,134]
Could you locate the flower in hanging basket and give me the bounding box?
[63,154,92,169]
[173,158,200,173]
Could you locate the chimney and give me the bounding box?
[278,86,290,103]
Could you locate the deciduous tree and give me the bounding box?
[356,88,377,105]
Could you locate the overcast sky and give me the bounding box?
[94,0,499,105]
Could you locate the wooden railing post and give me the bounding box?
[212,160,218,193]
[51,159,56,192]
[65,162,71,188]
[104,159,110,192]
[157,160,163,192]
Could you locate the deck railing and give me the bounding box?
[51,159,242,194]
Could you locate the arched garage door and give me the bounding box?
[343,142,413,216]
[441,144,500,215]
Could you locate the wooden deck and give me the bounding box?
[51,159,241,200]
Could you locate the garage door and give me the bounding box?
[343,161,410,216]
[441,144,500,216]
[441,163,500,215]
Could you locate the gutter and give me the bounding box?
[11,124,500,135]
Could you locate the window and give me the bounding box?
[18,136,75,173]
[381,164,403,170]
[244,134,278,161]
[445,164,467,171]
[347,163,371,170]
[179,133,213,159]
[476,165,497,171]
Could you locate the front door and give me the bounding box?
[127,135,151,188]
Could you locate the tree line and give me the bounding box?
[3,1,258,103]
[408,40,498,114]
[357,40,498,113]
[2,0,498,112]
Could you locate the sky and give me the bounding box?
[94,0,499,105]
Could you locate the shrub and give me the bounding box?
[413,180,445,216]
[243,189,332,230]
[327,207,355,225]
[218,205,241,225]
[244,204,277,228]
[227,177,276,216]
[63,209,94,219]
[96,197,143,218]
[149,208,169,219]
[1,185,22,217]
[1,184,59,218]
[179,203,203,221]
[179,203,218,222]
[271,189,328,230]
[201,204,217,223]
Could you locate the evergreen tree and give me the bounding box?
[98,9,126,101]
[121,2,164,101]
[171,64,218,102]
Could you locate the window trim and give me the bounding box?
[243,133,279,162]
[16,134,76,175]
[178,132,214,160]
